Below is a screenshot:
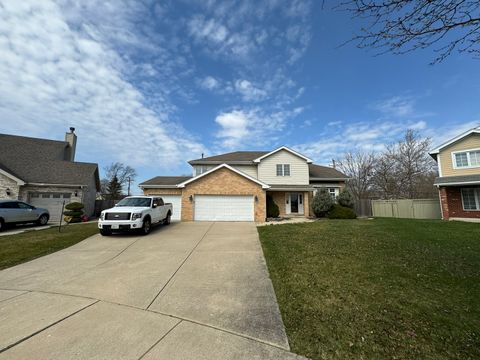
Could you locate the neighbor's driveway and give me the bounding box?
[0,222,303,359]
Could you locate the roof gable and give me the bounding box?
[253,146,312,163]
[177,164,270,189]
[429,126,480,155]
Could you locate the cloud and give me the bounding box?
[198,76,221,90]
[0,0,205,171]
[214,107,304,149]
[234,80,267,102]
[372,96,415,117]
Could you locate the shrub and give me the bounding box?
[267,194,280,218]
[337,190,355,209]
[328,204,357,219]
[311,188,334,217]
[64,202,84,223]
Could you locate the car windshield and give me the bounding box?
[116,197,151,207]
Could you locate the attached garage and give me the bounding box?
[158,195,182,221]
[194,195,254,221]
[29,192,71,222]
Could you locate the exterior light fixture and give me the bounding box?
[254,195,258,202]
[5,188,11,196]
[189,195,193,202]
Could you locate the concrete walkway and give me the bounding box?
[0,222,304,359]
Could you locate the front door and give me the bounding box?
[285,193,304,215]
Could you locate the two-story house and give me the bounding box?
[429,126,480,221]
[139,146,348,222]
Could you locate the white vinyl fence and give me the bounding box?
[371,199,441,220]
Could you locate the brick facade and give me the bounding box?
[439,186,480,220]
[181,167,266,222]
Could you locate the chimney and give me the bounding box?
[332,159,336,169]
[201,153,204,158]
[65,127,77,162]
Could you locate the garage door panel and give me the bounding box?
[194,195,253,222]
[158,195,181,221]
[29,193,71,223]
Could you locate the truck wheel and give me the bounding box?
[141,218,151,235]
[100,228,111,236]
[163,213,171,225]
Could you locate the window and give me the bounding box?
[453,149,480,168]
[328,188,337,200]
[461,188,480,210]
[18,202,33,210]
[196,165,210,176]
[276,164,290,176]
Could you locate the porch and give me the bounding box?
[266,185,314,218]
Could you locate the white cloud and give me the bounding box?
[372,96,415,117]
[234,80,267,102]
[214,107,304,149]
[0,0,205,171]
[199,76,221,90]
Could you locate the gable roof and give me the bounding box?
[139,176,192,188]
[177,163,270,189]
[0,133,100,190]
[189,151,268,165]
[253,146,313,163]
[309,164,348,180]
[429,126,480,155]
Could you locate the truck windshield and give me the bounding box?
[116,198,152,207]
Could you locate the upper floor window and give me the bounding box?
[276,164,290,176]
[453,149,480,168]
[196,165,210,176]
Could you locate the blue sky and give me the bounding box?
[0,0,479,192]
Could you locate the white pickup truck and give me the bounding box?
[98,196,172,236]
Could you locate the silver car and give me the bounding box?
[0,200,50,231]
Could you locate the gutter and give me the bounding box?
[139,185,179,189]
[309,177,349,181]
[434,181,480,186]
[27,183,85,187]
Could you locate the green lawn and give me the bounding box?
[258,218,480,360]
[0,223,99,270]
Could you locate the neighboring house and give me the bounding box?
[139,146,348,222]
[429,126,480,221]
[0,128,100,221]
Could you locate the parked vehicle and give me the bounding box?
[98,196,172,236]
[0,200,50,231]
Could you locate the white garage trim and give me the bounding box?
[194,195,254,221]
[158,195,182,221]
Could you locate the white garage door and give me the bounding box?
[159,195,182,221]
[194,195,254,221]
[29,192,71,222]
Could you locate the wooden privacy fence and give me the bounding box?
[371,199,441,220]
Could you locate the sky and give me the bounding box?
[0,0,479,193]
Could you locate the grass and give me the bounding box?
[0,223,99,270]
[258,218,480,360]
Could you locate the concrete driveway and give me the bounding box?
[0,222,304,359]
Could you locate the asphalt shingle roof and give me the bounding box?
[139,176,192,186]
[434,174,480,185]
[308,164,348,179]
[0,133,99,189]
[189,151,269,164]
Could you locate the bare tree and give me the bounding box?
[337,0,480,63]
[371,147,399,198]
[337,151,376,202]
[392,130,435,198]
[101,162,137,197]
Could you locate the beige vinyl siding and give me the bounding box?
[257,149,309,185]
[438,134,480,176]
[192,165,214,177]
[232,165,258,178]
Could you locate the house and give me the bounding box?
[429,126,480,221]
[0,128,100,221]
[139,146,348,222]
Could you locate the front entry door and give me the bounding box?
[285,193,304,215]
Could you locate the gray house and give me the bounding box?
[0,128,100,221]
